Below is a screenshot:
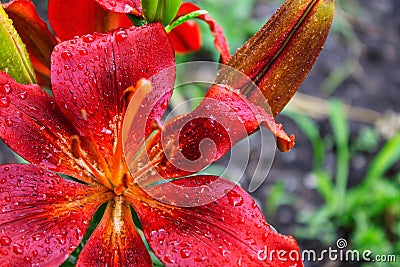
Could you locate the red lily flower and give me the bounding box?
[3,0,230,88]
[0,22,301,266]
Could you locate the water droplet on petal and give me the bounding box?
[77,64,84,70]
[180,248,191,258]
[115,29,128,42]
[82,34,95,43]
[227,190,244,207]
[0,97,10,107]
[237,215,245,224]
[163,254,175,264]
[12,243,24,255]
[0,84,12,94]
[269,224,278,233]
[78,48,88,55]
[54,234,66,245]
[124,4,134,13]
[32,233,43,241]
[0,236,11,246]
[5,118,13,127]
[18,92,27,100]
[64,64,71,70]
[23,256,32,263]
[161,99,168,109]
[61,51,72,59]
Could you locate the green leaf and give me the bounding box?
[283,110,325,169]
[0,5,36,84]
[164,10,208,33]
[329,99,350,215]
[314,170,335,206]
[364,131,400,184]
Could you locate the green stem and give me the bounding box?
[164,10,208,33]
[127,14,147,27]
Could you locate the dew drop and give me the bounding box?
[77,64,84,70]
[78,48,88,55]
[0,236,11,246]
[12,243,24,255]
[269,224,278,233]
[161,99,168,109]
[0,178,5,184]
[0,97,10,107]
[75,227,83,240]
[163,254,175,264]
[64,64,71,70]
[227,190,244,207]
[237,215,245,224]
[180,248,191,259]
[5,118,13,127]
[82,34,95,43]
[18,92,27,100]
[32,233,43,241]
[56,69,62,74]
[61,51,72,59]
[32,250,38,257]
[23,256,32,264]
[115,30,128,42]
[54,234,66,245]
[232,106,241,112]
[0,84,12,94]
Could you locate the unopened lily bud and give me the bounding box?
[219,0,334,116]
[141,0,182,26]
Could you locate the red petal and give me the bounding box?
[125,176,303,266]
[48,0,105,41]
[51,23,175,165]
[0,72,95,184]
[176,2,230,63]
[77,196,151,267]
[95,0,142,16]
[129,84,293,185]
[168,20,201,53]
[104,11,134,31]
[48,0,136,41]
[3,0,58,87]
[0,164,113,266]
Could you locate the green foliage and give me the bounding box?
[284,99,400,266]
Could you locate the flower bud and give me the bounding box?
[219,0,334,116]
[141,0,182,26]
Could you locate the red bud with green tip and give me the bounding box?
[222,0,334,116]
[141,0,182,26]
